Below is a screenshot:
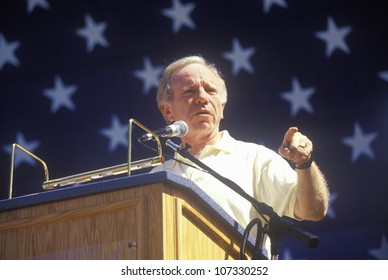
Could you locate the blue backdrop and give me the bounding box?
[1,0,387,259]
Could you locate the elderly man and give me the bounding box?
[151,55,329,257]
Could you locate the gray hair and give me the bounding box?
[156,56,227,113]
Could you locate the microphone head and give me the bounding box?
[173,120,189,137]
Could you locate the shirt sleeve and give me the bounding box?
[256,147,298,218]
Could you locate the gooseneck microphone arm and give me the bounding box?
[166,139,319,260]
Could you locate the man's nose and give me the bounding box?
[196,87,209,104]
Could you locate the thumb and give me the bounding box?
[278,145,291,158]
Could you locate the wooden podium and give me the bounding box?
[0,171,255,260]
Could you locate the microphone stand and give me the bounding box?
[166,140,319,260]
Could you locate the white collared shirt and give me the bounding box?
[152,130,298,229]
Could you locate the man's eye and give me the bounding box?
[184,88,196,94]
[207,88,217,94]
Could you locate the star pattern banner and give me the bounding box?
[1,0,387,260]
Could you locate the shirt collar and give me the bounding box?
[203,130,234,154]
[173,130,235,162]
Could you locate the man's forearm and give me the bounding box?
[294,162,330,220]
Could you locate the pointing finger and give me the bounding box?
[278,127,298,159]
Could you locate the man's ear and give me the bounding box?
[160,103,175,123]
[220,103,225,120]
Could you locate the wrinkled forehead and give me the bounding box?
[170,63,219,87]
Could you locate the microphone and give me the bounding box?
[138,120,188,142]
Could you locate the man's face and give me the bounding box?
[161,63,225,138]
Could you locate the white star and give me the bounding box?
[222,37,256,76]
[0,33,20,71]
[315,16,352,57]
[369,235,388,259]
[327,192,338,220]
[262,0,288,14]
[280,77,315,117]
[133,57,163,95]
[76,14,109,53]
[2,132,41,168]
[162,0,196,33]
[281,248,294,260]
[100,115,128,152]
[26,0,50,13]
[378,71,388,82]
[43,75,77,113]
[341,122,378,162]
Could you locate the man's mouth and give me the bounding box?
[194,110,212,116]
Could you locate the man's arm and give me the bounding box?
[278,127,330,220]
[294,162,329,220]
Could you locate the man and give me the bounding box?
[151,55,329,257]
